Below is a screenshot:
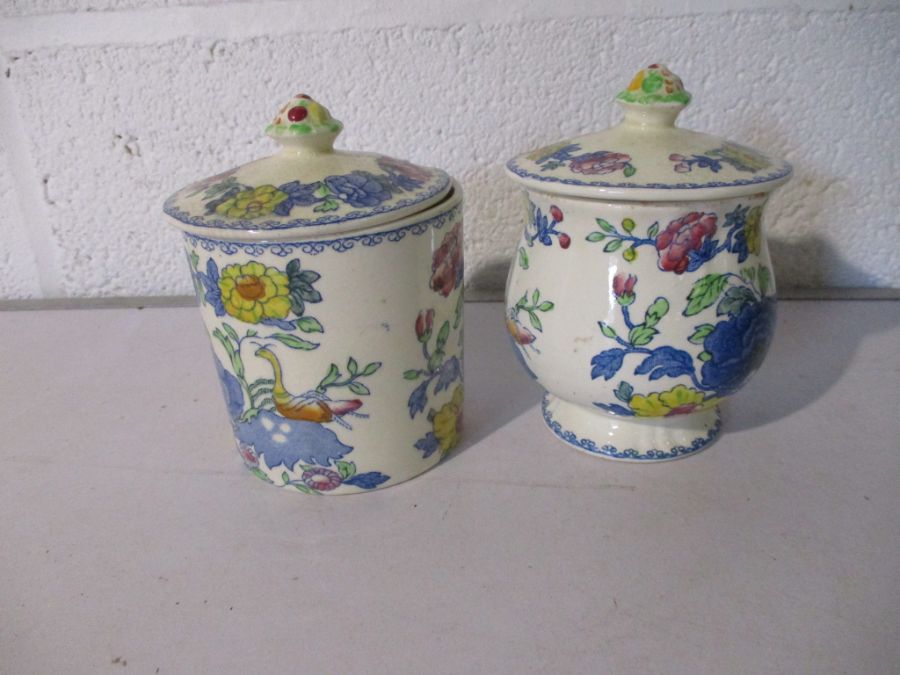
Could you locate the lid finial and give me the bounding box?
[266,94,343,151]
[616,64,691,106]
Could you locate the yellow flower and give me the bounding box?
[215,185,288,219]
[745,206,762,256]
[218,261,291,324]
[433,385,463,455]
[629,385,717,418]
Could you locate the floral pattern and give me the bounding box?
[430,221,463,297]
[585,203,764,272]
[201,156,433,219]
[188,250,390,494]
[669,143,772,174]
[407,298,464,458]
[533,143,636,178]
[506,288,554,379]
[589,267,774,414]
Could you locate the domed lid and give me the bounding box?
[164,94,452,239]
[506,64,792,201]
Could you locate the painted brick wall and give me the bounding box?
[1,1,898,299]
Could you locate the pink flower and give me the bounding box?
[612,273,637,306]
[415,309,435,341]
[302,468,342,492]
[569,151,632,175]
[238,443,258,466]
[655,212,718,274]
[430,222,463,297]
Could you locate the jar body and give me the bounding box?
[178,191,464,493]
[505,190,776,460]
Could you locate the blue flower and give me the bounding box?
[325,171,393,208]
[196,258,225,316]
[344,472,390,489]
[701,297,776,395]
[275,180,325,215]
[414,432,441,458]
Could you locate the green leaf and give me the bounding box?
[586,232,607,242]
[603,239,623,253]
[644,297,669,328]
[532,289,540,304]
[537,301,554,312]
[436,321,451,351]
[362,362,381,376]
[286,259,302,278]
[698,351,712,362]
[599,321,617,339]
[688,324,716,344]
[684,273,728,317]
[319,363,340,388]
[518,247,529,269]
[740,266,756,283]
[628,325,658,346]
[246,329,258,337]
[271,333,319,350]
[717,286,757,317]
[293,483,316,495]
[614,380,634,403]
[528,311,542,332]
[288,290,305,317]
[621,218,636,233]
[347,357,358,375]
[622,246,637,262]
[250,467,271,483]
[295,316,324,333]
[623,164,636,178]
[280,471,291,485]
[336,460,356,479]
[403,369,421,380]
[595,218,615,233]
[647,222,659,239]
[428,351,444,373]
[312,184,331,199]
[189,250,200,269]
[313,198,339,213]
[348,381,370,396]
[758,265,772,296]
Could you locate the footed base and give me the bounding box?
[541,395,721,462]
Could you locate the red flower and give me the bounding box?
[415,309,435,341]
[238,443,258,466]
[430,222,463,297]
[549,205,564,222]
[655,212,718,274]
[569,151,632,175]
[612,273,637,297]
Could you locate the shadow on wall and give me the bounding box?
[728,233,900,433]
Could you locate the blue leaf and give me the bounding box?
[434,356,461,394]
[590,348,626,381]
[235,411,352,469]
[408,379,430,418]
[593,401,635,416]
[414,432,441,458]
[259,317,298,330]
[634,346,695,381]
[344,472,390,489]
[686,238,719,272]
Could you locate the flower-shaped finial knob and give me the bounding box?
[616,64,691,127]
[266,94,343,152]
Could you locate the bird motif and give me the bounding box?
[255,347,363,427]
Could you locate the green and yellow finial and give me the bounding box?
[266,94,343,138]
[616,64,691,106]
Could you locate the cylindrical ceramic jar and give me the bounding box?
[164,95,464,494]
[505,65,791,461]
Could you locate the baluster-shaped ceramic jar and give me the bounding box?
[505,65,791,461]
[164,95,464,493]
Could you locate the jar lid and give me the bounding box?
[164,94,452,239]
[506,64,792,201]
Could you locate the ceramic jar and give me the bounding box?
[164,95,464,494]
[505,65,791,461]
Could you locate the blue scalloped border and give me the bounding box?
[541,396,721,460]
[164,173,451,231]
[506,158,792,191]
[182,201,460,257]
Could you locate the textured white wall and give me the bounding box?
[0,1,898,299]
